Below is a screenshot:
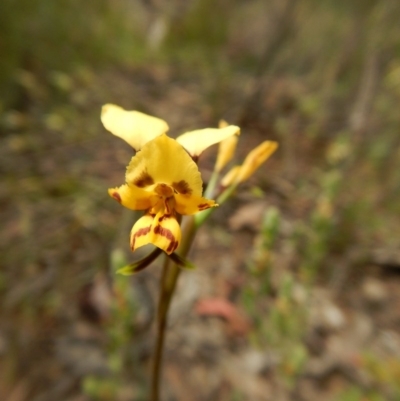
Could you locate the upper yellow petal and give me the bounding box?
[126,134,203,197]
[175,193,218,215]
[176,125,240,158]
[236,141,278,183]
[101,104,169,150]
[108,184,158,210]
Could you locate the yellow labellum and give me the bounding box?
[130,212,181,255]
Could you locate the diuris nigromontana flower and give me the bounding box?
[103,104,240,255]
[109,134,217,254]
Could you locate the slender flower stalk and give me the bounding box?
[151,216,196,401]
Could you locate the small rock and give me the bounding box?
[352,313,374,343]
[379,330,400,357]
[310,291,346,332]
[229,349,280,375]
[56,336,109,376]
[361,277,388,305]
[322,303,346,331]
[241,349,272,375]
[292,283,307,305]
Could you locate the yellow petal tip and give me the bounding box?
[108,187,122,203]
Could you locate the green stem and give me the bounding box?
[150,216,196,401]
[204,170,220,199]
[150,181,238,399]
[195,183,238,228]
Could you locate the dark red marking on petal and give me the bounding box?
[172,180,192,195]
[133,170,154,188]
[153,224,179,253]
[167,240,179,253]
[158,214,170,222]
[112,192,122,203]
[131,226,151,250]
[165,198,176,215]
[154,224,174,240]
[198,203,210,211]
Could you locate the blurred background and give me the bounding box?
[1,0,400,400]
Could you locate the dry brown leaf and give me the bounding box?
[195,298,251,336]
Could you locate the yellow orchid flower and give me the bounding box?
[109,134,218,254]
[101,104,240,158]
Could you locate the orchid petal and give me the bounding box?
[215,135,239,173]
[236,141,278,183]
[108,184,158,210]
[176,125,240,158]
[101,104,169,150]
[130,214,154,252]
[126,134,203,197]
[175,193,217,215]
[130,211,181,255]
[150,211,181,255]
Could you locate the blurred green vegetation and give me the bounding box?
[2,0,400,400]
